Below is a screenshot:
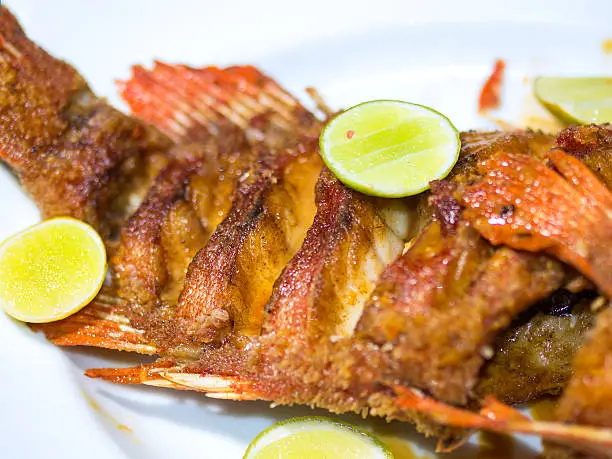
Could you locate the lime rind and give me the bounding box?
[244,416,393,459]
[534,77,612,124]
[320,100,460,198]
[0,217,107,323]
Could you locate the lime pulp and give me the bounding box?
[319,100,460,198]
[244,416,394,459]
[534,77,612,124]
[0,217,107,323]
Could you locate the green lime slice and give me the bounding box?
[0,217,107,323]
[244,416,394,459]
[319,100,460,198]
[534,77,612,124]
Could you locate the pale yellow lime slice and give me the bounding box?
[534,77,612,124]
[244,417,394,459]
[0,217,106,323]
[319,100,460,197]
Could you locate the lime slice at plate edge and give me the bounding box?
[320,100,460,198]
[244,416,394,459]
[534,77,612,124]
[0,217,107,323]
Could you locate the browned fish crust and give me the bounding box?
[460,148,612,298]
[358,221,566,404]
[173,147,323,346]
[557,124,612,187]
[264,168,410,339]
[106,57,326,352]
[113,152,205,308]
[0,7,171,236]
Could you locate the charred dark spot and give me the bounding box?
[246,196,265,222]
[337,205,354,230]
[536,289,597,316]
[61,88,99,129]
[500,204,514,218]
[429,180,462,234]
[30,145,38,153]
[506,288,597,329]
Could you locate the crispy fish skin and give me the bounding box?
[0,7,171,236]
[460,149,612,297]
[112,129,252,307]
[418,130,556,228]
[240,335,460,440]
[557,124,612,188]
[264,168,415,339]
[112,151,206,308]
[454,130,555,178]
[109,59,325,351]
[175,146,323,346]
[186,141,253,234]
[356,221,566,405]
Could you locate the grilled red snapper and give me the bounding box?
[1,6,612,458]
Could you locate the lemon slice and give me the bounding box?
[0,217,106,323]
[320,100,460,198]
[244,417,393,459]
[534,77,612,124]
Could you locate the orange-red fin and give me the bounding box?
[479,396,530,423]
[118,63,306,142]
[85,359,180,385]
[86,361,257,400]
[30,297,157,355]
[461,150,612,297]
[394,386,612,458]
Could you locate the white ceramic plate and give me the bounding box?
[2,1,611,458]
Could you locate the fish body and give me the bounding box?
[2,7,612,458]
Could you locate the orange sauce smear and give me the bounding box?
[377,435,430,459]
[83,391,137,439]
[478,59,506,113]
